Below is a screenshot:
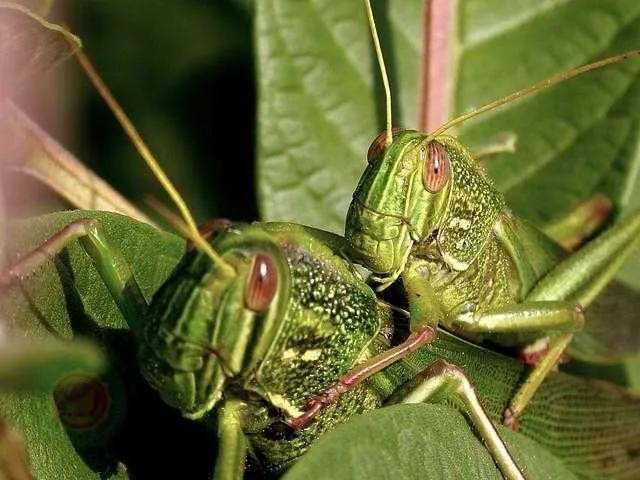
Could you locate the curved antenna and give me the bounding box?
[73,48,235,277]
[430,50,640,138]
[364,0,393,146]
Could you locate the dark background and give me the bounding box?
[19,0,257,224]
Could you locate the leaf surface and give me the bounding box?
[285,404,579,480]
[256,1,640,233]
[0,211,222,479]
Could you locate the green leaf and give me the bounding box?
[0,337,106,479]
[617,249,640,291]
[456,1,640,225]
[256,1,640,233]
[0,2,81,96]
[0,210,188,479]
[285,404,579,480]
[1,389,130,479]
[2,210,184,337]
[623,358,640,388]
[563,357,640,389]
[256,0,422,232]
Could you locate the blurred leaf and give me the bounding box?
[0,338,103,392]
[5,0,52,16]
[285,404,578,480]
[617,249,640,291]
[2,386,129,480]
[563,358,640,390]
[0,2,80,97]
[624,359,640,389]
[572,281,640,363]
[256,1,640,236]
[0,165,5,268]
[1,102,154,226]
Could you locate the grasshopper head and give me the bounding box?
[139,227,289,419]
[346,130,503,283]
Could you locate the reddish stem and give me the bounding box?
[418,0,455,131]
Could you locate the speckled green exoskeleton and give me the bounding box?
[331,0,640,436]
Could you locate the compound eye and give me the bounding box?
[245,253,278,312]
[422,141,450,193]
[366,128,406,163]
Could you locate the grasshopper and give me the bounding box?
[276,0,640,434]
[2,5,640,480]
[2,35,528,478]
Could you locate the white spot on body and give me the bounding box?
[522,337,550,357]
[282,348,297,360]
[301,349,322,361]
[442,252,469,271]
[268,393,303,418]
[448,217,472,230]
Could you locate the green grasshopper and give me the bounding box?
[281,0,640,435]
[3,5,640,480]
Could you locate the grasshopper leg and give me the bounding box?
[529,211,640,308]
[1,218,147,332]
[450,302,584,336]
[388,360,525,480]
[503,332,574,430]
[285,324,437,430]
[450,301,584,428]
[500,212,640,424]
[214,399,248,480]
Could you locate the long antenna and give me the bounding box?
[430,50,640,138]
[73,48,235,277]
[364,0,393,146]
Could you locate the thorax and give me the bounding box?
[411,232,519,321]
